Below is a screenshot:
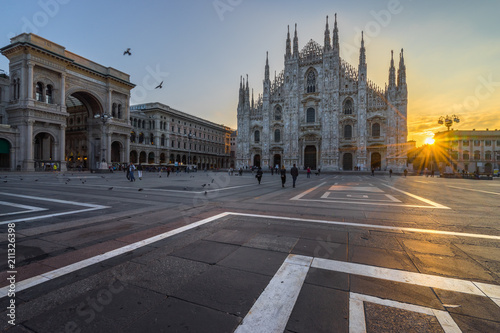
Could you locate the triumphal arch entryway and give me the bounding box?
[0,33,134,171]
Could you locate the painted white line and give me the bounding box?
[0,192,108,208]
[447,186,500,196]
[381,185,450,209]
[473,281,500,299]
[0,212,230,298]
[320,192,401,203]
[349,297,366,333]
[0,201,47,217]
[313,258,484,296]
[350,293,462,333]
[226,212,500,240]
[0,192,109,225]
[290,182,326,200]
[0,207,108,225]
[235,254,312,333]
[329,185,384,192]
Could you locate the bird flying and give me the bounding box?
[123,48,132,56]
[155,81,163,89]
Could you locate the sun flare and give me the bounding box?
[424,138,435,145]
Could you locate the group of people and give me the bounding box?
[125,163,175,181]
[255,164,301,188]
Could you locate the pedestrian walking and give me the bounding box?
[256,167,263,184]
[126,165,130,180]
[371,167,375,176]
[129,163,136,182]
[166,167,171,177]
[137,163,143,180]
[389,169,393,178]
[306,166,311,178]
[291,163,299,188]
[270,166,274,176]
[404,169,408,177]
[280,165,287,187]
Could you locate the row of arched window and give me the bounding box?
[111,103,123,119]
[253,123,382,143]
[273,99,356,124]
[35,82,54,103]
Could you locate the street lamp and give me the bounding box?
[94,113,112,169]
[438,115,460,131]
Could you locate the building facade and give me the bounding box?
[129,103,232,170]
[237,16,408,171]
[0,33,134,171]
[434,129,500,175]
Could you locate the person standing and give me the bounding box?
[137,163,143,180]
[280,165,287,187]
[306,166,311,178]
[290,164,299,188]
[389,169,393,178]
[404,169,408,177]
[129,163,136,182]
[256,167,263,184]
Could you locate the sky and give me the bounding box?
[1,0,499,147]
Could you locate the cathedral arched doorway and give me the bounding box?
[0,139,11,169]
[371,152,381,170]
[111,142,121,163]
[65,91,104,170]
[304,146,317,170]
[253,154,261,167]
[148,152,155,164]
[273,154,281,169]
[343,153,353,171]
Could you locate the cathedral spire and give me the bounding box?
[397,48,406,88]
[286,25,291,59]
[359,31,366,65]
[388,50,396,88]
[264,51,270,82]
[324,16,331,52]
[332,13,339,51]
[251,88,254,109]
[293,23,299,58]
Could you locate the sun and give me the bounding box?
[424,137,435,145]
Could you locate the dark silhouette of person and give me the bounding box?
[280,165,287,187]
[291,164,299,188]
[256,167,263,184]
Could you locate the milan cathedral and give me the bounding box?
[236,15,408,171]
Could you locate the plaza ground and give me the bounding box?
[0,170,499,332]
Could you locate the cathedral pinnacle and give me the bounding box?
[332,13,339,51]
[293,23,299,57]
[265,51,270,82]
[389,50,396,88]
[359,31,366,65]
[397,48,406,88]
[324,16,331,51]
[286,25,291,58]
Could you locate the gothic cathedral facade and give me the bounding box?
[236,15,408,171]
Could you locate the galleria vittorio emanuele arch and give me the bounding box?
[0,33,134,171]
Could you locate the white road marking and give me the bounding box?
[0,192,109,225]
[292,183,450,209]
[381,185,450,209]
[320,192,401,203]
[329,185,383,192]
[447,186,500,196]
[312,258,487,296]
[0,201,47,217]
[0,212,230,298]
[227,212,500,240]
[235,255,312,333]
[350,293,462,333]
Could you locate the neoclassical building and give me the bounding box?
[237,16,408,171]
[129,103,232,169]
[0,33,134,171]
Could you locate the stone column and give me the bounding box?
[25,120,34,171]
[59,124,67,171]
[27,61,34,100]
[60,73,66,109]
[108,89,112,114]
[106,130,112,164]
[125,136,130,163]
